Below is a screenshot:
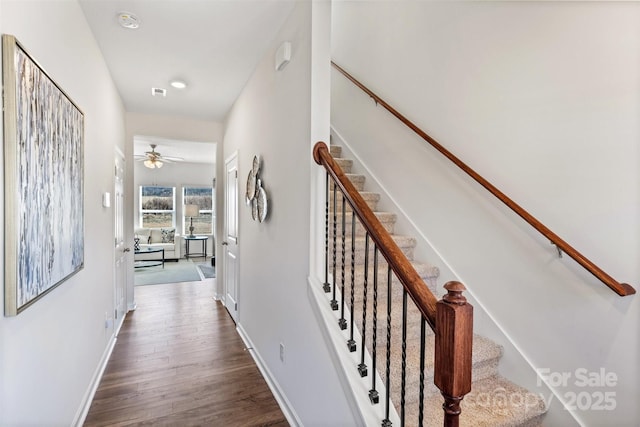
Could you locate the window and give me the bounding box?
[183,186,213,235]
[140,186,175,228]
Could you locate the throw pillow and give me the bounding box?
[161,228,175,243]
[136,229,151,244]
[134,237,140,251]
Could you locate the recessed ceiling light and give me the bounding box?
[117,12,140,29]
[170,80,187,89]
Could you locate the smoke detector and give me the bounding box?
[117,12,140,29]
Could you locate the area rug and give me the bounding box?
[197,263,216,278]
[135,259,201,286]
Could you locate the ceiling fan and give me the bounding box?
[135,144,183,169]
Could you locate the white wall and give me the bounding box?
[222,2,356,424]
[332,2,639,426]
[125,113,223,306]
[0,0,126,424]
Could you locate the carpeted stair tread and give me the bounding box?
[331,264,439,307]
[330,145,342,158]
[401,375,547,427]
[345,173,366,191]
[330,211,397,236]
[330,234,417,265]
[329,191,381,212]
[334,158,353,172]
[377,334,503,393]
[333,210,396,222]
[349,259,440,281]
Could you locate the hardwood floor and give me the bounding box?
[84,280,288,427]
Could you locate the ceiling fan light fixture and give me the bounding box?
[170,79,187,89]
[144,159,163,169]
[137,143,181,167]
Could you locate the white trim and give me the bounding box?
[307,275,399,427]
[236,325,302,427]
[72,335,117,427]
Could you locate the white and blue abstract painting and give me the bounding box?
[4,35,84,315]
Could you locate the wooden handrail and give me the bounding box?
[331,61,635,297]
[313,142,439,328]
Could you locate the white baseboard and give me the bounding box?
[236,325,302,427]
[72,335,117,427]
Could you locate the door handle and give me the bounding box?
[123,247,131,252]
[222,241,228,246]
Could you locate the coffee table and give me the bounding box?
[134,248,165,268]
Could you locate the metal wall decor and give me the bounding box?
[245,155,268,223]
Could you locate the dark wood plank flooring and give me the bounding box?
[84,280,288,426]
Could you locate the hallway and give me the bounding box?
[84,280,287,426]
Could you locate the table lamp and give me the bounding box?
[185,204,200,237]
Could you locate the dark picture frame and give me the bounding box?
[3,34,84,316]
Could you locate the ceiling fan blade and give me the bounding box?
[136,144,185,164]
[160,156,184,162]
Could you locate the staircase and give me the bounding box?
[325,144,547,426]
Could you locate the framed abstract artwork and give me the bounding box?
[2,34,84,316]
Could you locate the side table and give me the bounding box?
[184,235,208,259]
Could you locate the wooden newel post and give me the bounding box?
[434,281,473,427]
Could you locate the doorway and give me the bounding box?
[223,152,239,322]
[132,137,217,291]
[114,149,126,330]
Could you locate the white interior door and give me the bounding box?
[223,152,239,322]
[114,150,127,330]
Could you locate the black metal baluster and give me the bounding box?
[330,181,338,311]
[418,317,426,427]
[401,289,408,426]
[358,233,370,376]
[382,265,393,427]
[347,210,357,350]
[339,195,347,330]
[368,247,379,403]
[323,172,330,293]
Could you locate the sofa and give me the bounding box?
[134,227,180,261]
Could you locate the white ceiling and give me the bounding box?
[80,1,294,165]
[79,0,295,121]
[134,136,216,165]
